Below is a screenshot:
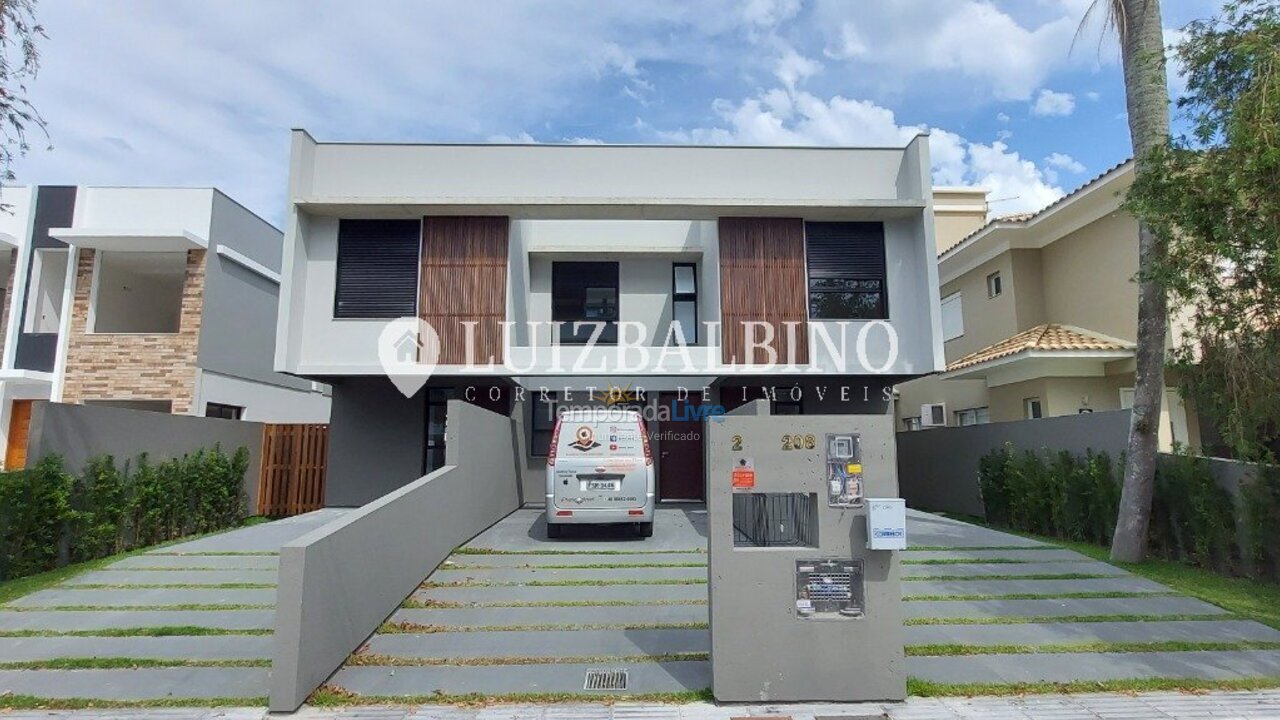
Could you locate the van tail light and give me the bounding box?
[547,418,562,467]
[556,510,573,517]
[638,418,653,466]
[628,509,645,516]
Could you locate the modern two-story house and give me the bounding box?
[896,161,1203,451]
[0,185,331,469]
[275,131,947,506]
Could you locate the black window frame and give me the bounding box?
[205,402,243,420]
[333,219,421,319]
[530,391,558,457]
[804,222,889,321]
[552,261,619,345]
[670,262,698,344]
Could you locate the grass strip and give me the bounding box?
[0,696,267,711]
[904,591,1177,602]
[905,676,1280,697]
[346,651,709,667]
[98,566,277,572]
[1,603,274,612]
[906,640,1280,656]
[403,598,707,609]
[0,517,272,605]
[0,657,270,670]
[145,551,279,557]
[445,562,708,570]
[906,545,1055,552]
[901,558,1087,565]
[62,582,276,590]
[904,613,1233,626]
[378,620,709,634]
[902,573,1120,582]
[0,626,272,637]
[421,578,707,588]
[310,685,713,706]
[941,518,1280,632]
[451,548,706,556]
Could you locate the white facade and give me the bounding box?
[276,131,945,381]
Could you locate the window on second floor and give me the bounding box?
[955,406,990,426]
[986,270,1003,299]
[334,219,420,319]
[91,251,186,334]
[669,263,698,344]
[804,222,888,320]
[552,261,618,345]
[941,292,963,341]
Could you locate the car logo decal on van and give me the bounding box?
[569,425,601,451]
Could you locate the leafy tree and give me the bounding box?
[1126,1,1280,464]
[1079,0,1173,562]
[0,0,48,186]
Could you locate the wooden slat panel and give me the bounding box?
[420,216,509,366]
[256,424,329,517]
[718,217,809,365]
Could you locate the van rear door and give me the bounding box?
[551,417,647,510]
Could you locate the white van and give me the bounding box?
[545,408,655,538]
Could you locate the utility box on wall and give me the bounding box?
[707,402,907,702]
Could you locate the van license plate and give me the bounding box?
[583,480,621,491]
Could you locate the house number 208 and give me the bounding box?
[781,434,816,450]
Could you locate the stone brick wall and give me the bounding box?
[60,248,205,414]
[0,248,17,361]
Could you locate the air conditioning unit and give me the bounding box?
[920,403,947,428]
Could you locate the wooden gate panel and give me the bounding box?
[257,424,329,517]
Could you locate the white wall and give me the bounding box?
[195,369,330,423]
[71,187,214,237]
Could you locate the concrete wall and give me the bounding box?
[269,400,521,712]
[194,370,330,424]
[897,409,1132,517]
[24,400,265,510]
[708,406,905,701]
[324,376,425,507]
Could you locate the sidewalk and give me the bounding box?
[6,691,1280,720]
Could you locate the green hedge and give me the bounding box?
[978,445,1279,579]
[0,446,250,581]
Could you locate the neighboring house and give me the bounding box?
[0,185,331,469]
[897,161,1202,452]
[275,131,946,506]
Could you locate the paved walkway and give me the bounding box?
[0,509,348,703]
[6,690,1280,719]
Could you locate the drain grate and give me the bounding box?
[584,668,629,691]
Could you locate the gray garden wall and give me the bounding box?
[25,401,265,509]
[269,399,522,712]
[897,409,1132,517]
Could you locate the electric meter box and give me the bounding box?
[866,498,908,551]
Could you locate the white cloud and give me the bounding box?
[1085,91,1101,101]
[824,22,869,59]
[654,85,1065,215]
[1031,89,1076,117]
[997,112,1011,124]
[774,47,822,89]
[1045,152,1085,174]
[741,0,802,28]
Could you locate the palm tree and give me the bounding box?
[1079,0,1172,562]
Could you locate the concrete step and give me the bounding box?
[0,667,268,700]
[902,548,1092,562]
[0,609,274,632]
[446,553,706,568]
[111,555,279,570]
[364,628,708,660]
[0,634,273,661]
[908,649,1280,683]
[392,604,707,629]
[6,587,276,609]
[904,595,1229,620]
[902,562,1127,578]
[906,620,1280,647]
[429,566,706,584]
[416,583,707,606]
[331,660,710,697]
[902,577,1170,598]
[65,569,278,586]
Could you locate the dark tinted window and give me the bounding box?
[552,261,619,344]
[334,220,420,318]
[805,222,887,320]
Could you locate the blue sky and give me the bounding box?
[13,0,1220,225]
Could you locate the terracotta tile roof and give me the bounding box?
[947,324,1133,372]
[940,159,1135,261]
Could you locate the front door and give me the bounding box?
[424,388,453,474]
[658,392,705,501]
[6,400,32,470]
